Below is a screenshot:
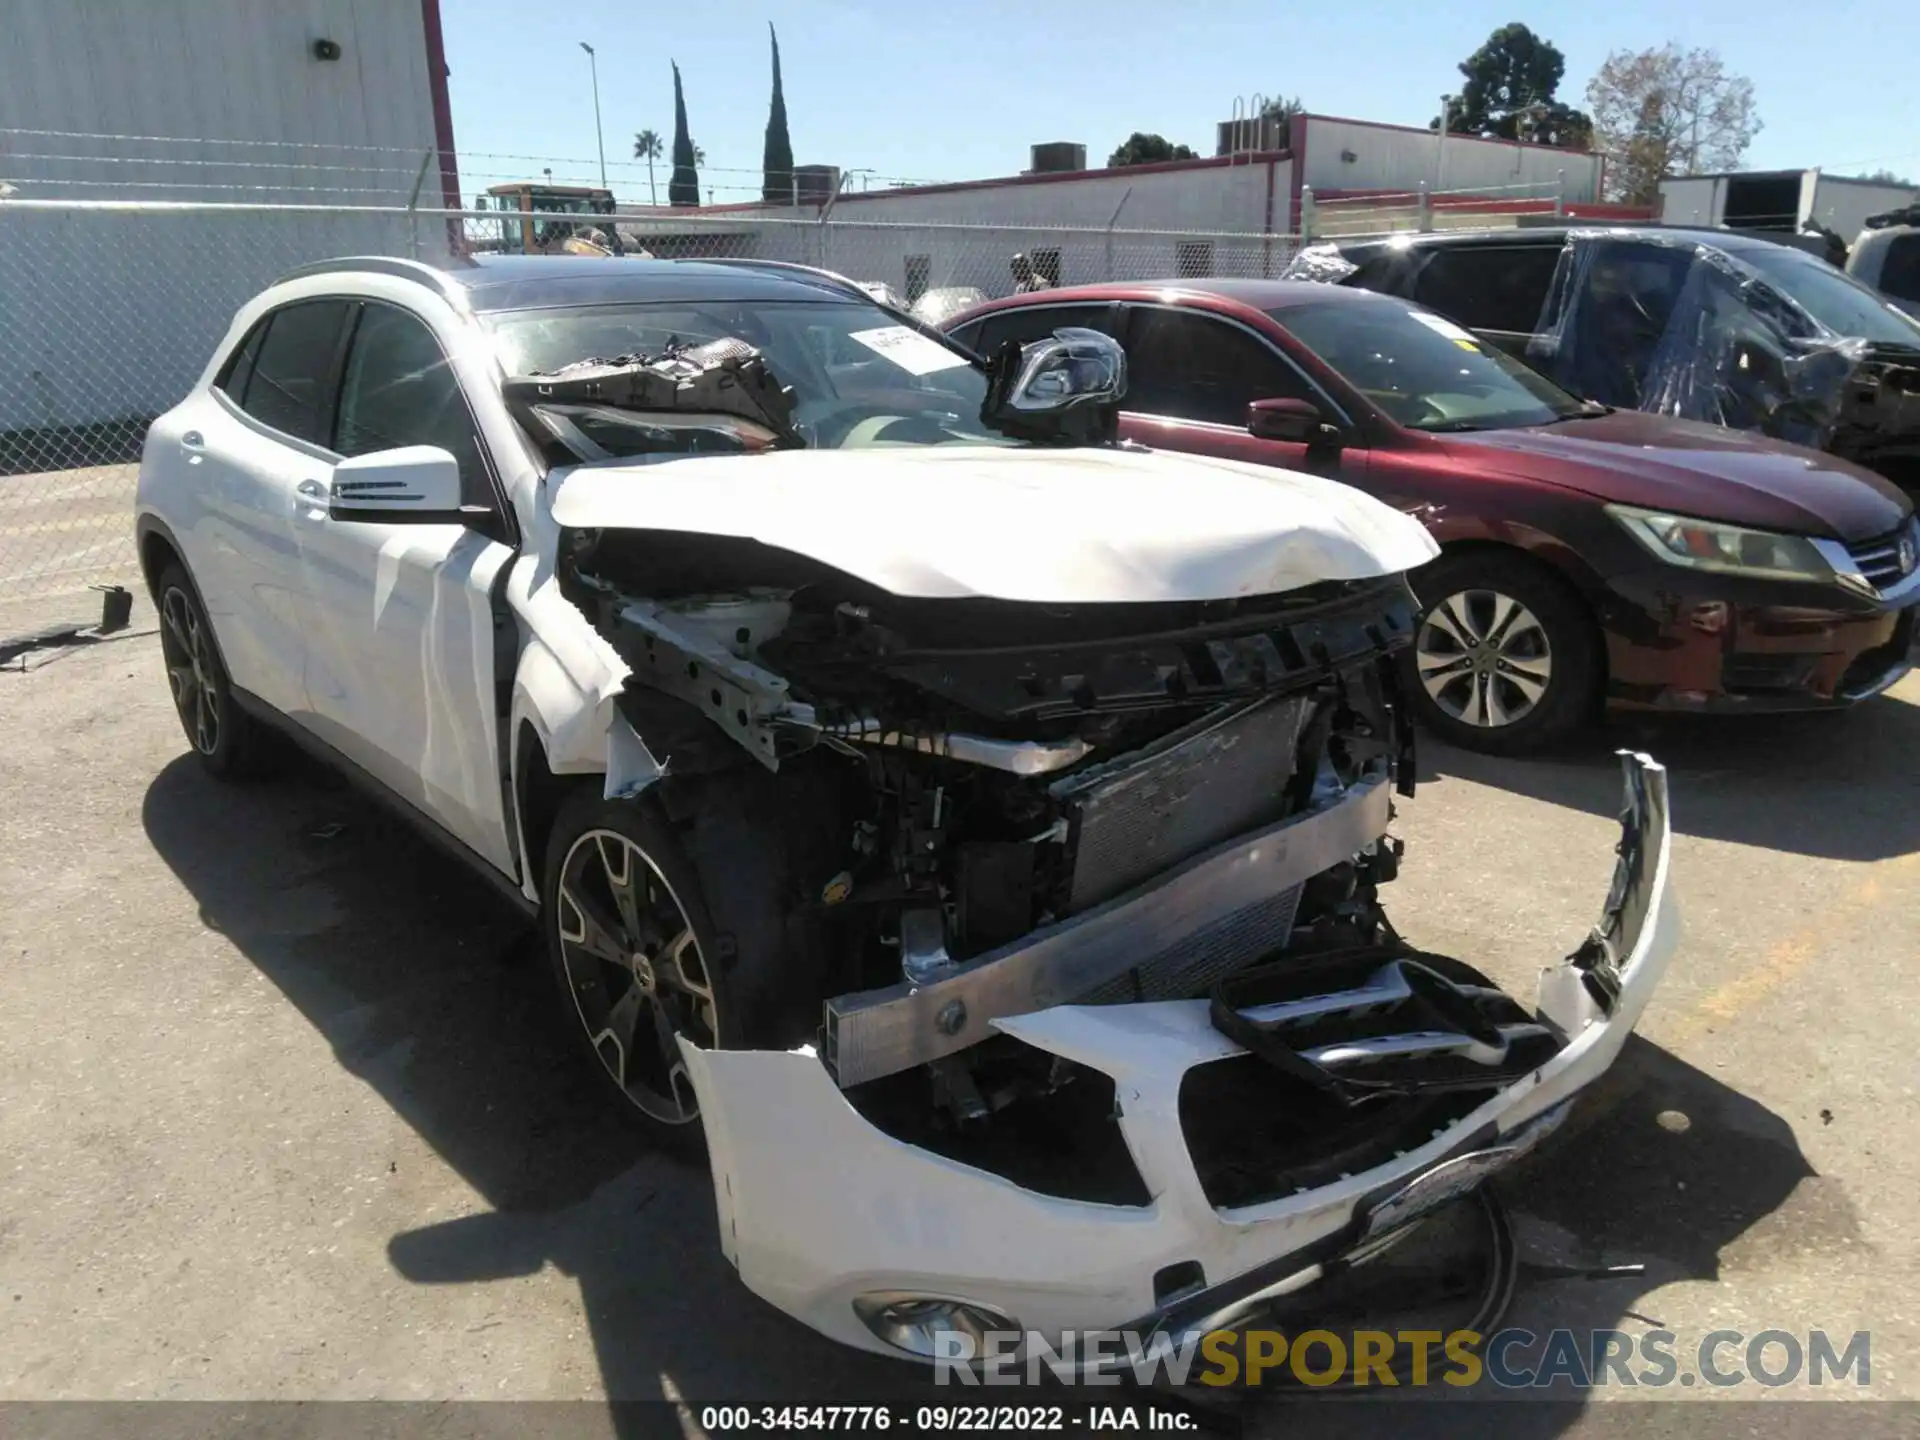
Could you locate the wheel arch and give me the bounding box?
[512,718,578,906]
[1423,537,1611,712]
[136,515,188,601]
[137,515,249,688]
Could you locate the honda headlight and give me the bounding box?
[1606,504,1835,582]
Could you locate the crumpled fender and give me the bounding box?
[504,551,633,896]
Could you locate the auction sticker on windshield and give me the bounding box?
[848,325,971,375]
[1407,309,1484,350]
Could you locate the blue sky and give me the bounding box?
[441,0,1919,204]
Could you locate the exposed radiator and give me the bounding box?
[1072,881,1305,1004]
[1050,693,1310,914]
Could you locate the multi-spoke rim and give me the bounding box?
[1415,588,1554,729]
[159,585,220,755]
[555,828,716,1126]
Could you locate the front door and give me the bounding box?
[180,298,356,717]
[290,299,518,875]
[1114,304,1371,485]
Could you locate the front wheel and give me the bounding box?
[542,792,727,1150]
[539,779,815,1153]
[1404,552,1600,755]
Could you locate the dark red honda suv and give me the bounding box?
[946,280,1920,753]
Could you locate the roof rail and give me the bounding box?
[693,256,872,303]
[271,255,471,304]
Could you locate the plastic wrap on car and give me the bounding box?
[1526,230,1871,452]
[1281,243,1361,284]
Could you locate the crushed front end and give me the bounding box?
[557,509,1676,1362]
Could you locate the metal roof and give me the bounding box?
[273,255,871,313]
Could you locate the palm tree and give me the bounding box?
[693,145,706,167]
[633,129,663,205]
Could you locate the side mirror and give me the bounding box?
[1249,397,1336,445]
[328,445,464,522]
[981,327,1127,445]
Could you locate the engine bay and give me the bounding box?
[554,524,1594,1205]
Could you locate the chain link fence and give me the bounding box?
[0,199,1303,621]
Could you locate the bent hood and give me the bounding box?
[548,445,1437,603]
[1446,412,1911,542]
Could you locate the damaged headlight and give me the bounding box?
[1606,504,1836,583]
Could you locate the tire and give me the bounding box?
[1402,551,1600,755]
[154,561,279,779]
[538,782,805,1153]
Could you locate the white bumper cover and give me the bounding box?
[680,754,1677,1358]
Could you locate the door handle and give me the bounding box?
[295,478,328,520]
[297,479,326,499]
[181,430,204,450]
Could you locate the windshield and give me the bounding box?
[486,299,1010,460]
[1734,245,1920,348]
[1275,300,1589,432]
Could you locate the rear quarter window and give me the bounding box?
[238,300,352,445]
[215,319,268,402]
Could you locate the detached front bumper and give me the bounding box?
[679,754,1677,1360]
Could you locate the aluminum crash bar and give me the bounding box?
[821,769,1393,1087]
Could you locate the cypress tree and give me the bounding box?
[762,25,794,203]
[669,62,700,207]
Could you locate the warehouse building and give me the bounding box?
[1658,168,1920,243]
[618,112,1641,305]
[0,0,458,431]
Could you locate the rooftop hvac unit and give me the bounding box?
[1215,115,1288,156]
[793,165,842,205]
[1029,142,1087,174]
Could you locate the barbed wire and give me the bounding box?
[0,125,947,192]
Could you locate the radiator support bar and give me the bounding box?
[821,768,1393,1087]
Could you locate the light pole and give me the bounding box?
[579,42,607,189]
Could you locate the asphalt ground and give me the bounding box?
[2,601,1916,1436]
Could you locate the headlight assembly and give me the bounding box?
[1606,504,1836,583]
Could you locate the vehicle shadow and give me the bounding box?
[1419,692,1920,861]
[141,757,1841,1435]
[138,754,938,1415]
[1189,1034,1849,1435]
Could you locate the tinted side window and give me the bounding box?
[1344,251,1413,295]
[1880,235,1920,302]
[968,304,1117,356]
[241,300,351,444]
[1123,307,1312,426]
[334,303,490,509]
[216,319,268,403]
[1411,246,1563,333]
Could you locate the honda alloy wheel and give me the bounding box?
[1415,588,1554,730]
[552,826,719,1129]
[1403,552,1600,755]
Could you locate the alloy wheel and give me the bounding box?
[1415,588,1554,729]
[554,828,717,1125]
[159,585,220,755]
